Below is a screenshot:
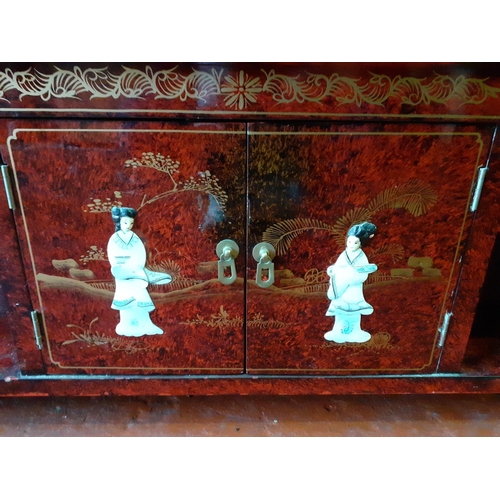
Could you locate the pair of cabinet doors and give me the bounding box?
[3,120,493,375]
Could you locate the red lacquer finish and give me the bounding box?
[0,62,500,396]
[2,121,247,374]
[2,375,500,397]
[439,135,500,372]
[0,148,45,374]
[246,122,493,374]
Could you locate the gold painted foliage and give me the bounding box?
[84,152,229,214]
[2,66,500,109]
[263,218,336,256]
[123,152,228,211]
[0,66,224,102]
[181,306,287,331]
[125,152,180,175]
[80,245,106,264]
[221,70,262,109]
[368,244,405,264]
[62,317,150,354]
[180,171,229,210]
[366,179,438,217]
[85,193,123,213]
[148,259,181,280]
[263,180,438,254]
[262,71,500,107]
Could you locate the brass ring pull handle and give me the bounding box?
[253,242,276,288]
[216,239,239,285]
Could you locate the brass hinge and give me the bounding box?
[470,166,488,212]
[31,311,43,350]
[1,164,16,210]
[438,311,453,348]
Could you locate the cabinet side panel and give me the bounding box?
[439,134,500,371]
[0,141,45,373]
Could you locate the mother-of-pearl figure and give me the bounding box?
[325,222,377,343]
[107,207,171,337]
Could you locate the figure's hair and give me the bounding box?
[111,206,137,232]
[347,222,377,245]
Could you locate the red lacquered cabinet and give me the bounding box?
[1,62,500,396]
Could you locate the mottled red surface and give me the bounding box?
[2,121,247,374]
[0,63,500,396]
[246,123,493,373]
[439,136,500,371]
[0,153,44,374]
[2,375,500,397]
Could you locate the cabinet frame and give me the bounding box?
[1,62,500,395]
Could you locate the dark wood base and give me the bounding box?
[3,373,500,397]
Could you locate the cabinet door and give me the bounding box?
[5,121,246,374]
[246,122,494,374]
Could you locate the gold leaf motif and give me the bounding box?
[80,246,106,264]
[221,70,263,110]
[263,218,337,256]
[391,76,425,105]
[368,244,405,263]
[122,151,228,211]
[263,181,438,254]
[181,306,289,331]
[329,208,373,248]
[2,66,500,109]
[148,259,181,280]
[366,179,438,217]
[63,317,150,353]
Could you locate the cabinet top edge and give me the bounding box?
[1,63,500,120]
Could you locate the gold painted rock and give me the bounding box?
[279,278,306,287]
[69,268,96,281]
[422,268,442,277]
[371,332,391,346]
[407,256,433,269]
[52,258,79,271]
[390,268,414,277]
[275,269,295,279]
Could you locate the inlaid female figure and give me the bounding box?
[107,207,170,337]
[325,222,377,343]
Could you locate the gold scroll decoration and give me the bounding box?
[1,66,500,109]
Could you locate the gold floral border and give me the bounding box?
[1,65,500,110]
